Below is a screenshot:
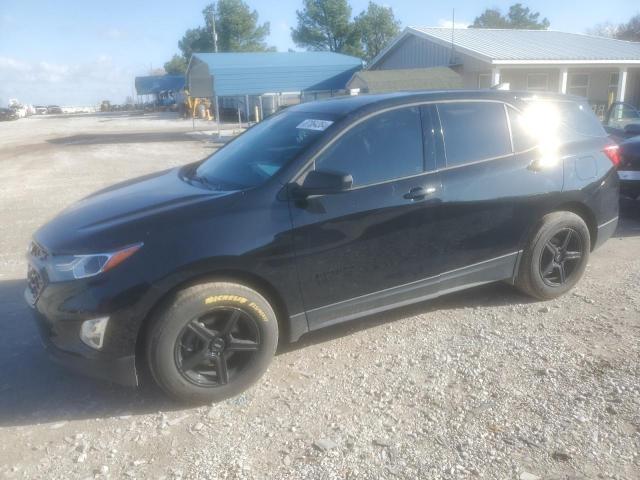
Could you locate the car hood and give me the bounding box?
[35,167,239,254]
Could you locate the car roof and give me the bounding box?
[290,89,582,117]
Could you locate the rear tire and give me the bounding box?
[516,211,590,300]
[146,281,278,404]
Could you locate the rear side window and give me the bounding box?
[555,100,607,140]
[315,107,424,187]
[438,102,512,167]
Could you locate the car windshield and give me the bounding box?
[193,110,338,190]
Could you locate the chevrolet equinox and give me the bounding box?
[26,91,620,403]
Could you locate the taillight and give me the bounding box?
[603,144,621,168]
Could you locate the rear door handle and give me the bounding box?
[404,186,437,201]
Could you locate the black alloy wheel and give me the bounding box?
[147,281,278,404]
[515,211,590,300]
[539,227,583,287]
[174,307,260,387]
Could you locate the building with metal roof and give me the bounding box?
[346,67,463,94]
[369,27,640,112]
[186,52,362,122]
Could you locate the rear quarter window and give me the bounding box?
[555,100,607,142]
[509,99,607,152]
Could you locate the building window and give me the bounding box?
[607,72,619,106]
[526,73,549,91]
[478,73,491,89]
[568,73,589,98]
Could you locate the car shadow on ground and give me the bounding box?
[281,282,534,354]
[0,279,177,428]
[0,277,533,428]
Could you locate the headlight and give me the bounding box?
[46,243,143,281]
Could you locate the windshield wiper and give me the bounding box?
[188,172,247,191]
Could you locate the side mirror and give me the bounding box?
[294,169,353,197]
[623,123,640,136]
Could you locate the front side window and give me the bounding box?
[438,102,512,167]
[315,107,424,187]
[194,111,337,189]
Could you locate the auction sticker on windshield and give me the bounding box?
[296,119,333,131]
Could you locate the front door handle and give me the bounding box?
[404,186,437,201]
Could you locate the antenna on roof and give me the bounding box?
[449,8,456,65]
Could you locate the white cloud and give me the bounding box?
[437,19,470,29]
[0,56,136,106]
[104,28,127,40]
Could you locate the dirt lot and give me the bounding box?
[0,113,638,480]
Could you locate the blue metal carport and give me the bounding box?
[186,52,363,122]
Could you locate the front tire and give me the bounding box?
[516,211,590,300]
[146,281,278,404]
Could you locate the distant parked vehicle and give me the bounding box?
[34,106,48,115]
[603,102,640,199]
[46,105,63,114]
[8,99,28,118]
[9,105,27,118]
[0,108,19,121]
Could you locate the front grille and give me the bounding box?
[27,264,45,300]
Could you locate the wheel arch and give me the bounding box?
[550,201,598,251]
[134,269,294,371]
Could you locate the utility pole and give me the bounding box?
[449,9,456,65]
[211,9,218,53]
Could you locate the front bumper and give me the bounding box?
[24,251,147,387]
[28,297,139,386]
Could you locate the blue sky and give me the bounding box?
[0,0,638,105]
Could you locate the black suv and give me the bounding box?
[26,91,619,403]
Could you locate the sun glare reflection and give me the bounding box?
[520,100,562,168]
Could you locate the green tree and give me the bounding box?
[615,14,640,42]
[204,1,273,52]
[353,2,401,62]
[471,3,550,29]
[291,0,359,53]
[172,0,274,64]
[164,55,188,75]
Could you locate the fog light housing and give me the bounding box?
[80,317,109,350]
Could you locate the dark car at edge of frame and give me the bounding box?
[26,90,620,403]
[603,101,640,200]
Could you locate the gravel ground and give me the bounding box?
[0,113,638,480]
